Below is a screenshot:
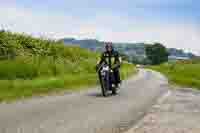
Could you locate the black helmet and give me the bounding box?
[105,42,113,51]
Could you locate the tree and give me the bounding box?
[130,55,151,65]
[145,43,168,65]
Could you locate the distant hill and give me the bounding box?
[60,38,195,63]
[62,38,103,51]
[168,48,194,58]
[61,38,146,54]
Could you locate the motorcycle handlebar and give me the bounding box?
[96,63,120,72]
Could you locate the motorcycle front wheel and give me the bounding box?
[101,75,109,97]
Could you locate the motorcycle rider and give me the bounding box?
[96,42,122,88]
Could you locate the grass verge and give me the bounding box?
[148,63,200,89]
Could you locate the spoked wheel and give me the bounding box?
[101,75,109,97]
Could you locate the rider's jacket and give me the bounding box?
[97,50,121,69]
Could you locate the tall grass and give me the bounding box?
[120,63,136,80]
[0,31,136,102]
[0,61,135,101]
[149,63,200,89]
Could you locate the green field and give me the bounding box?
[0,31,136,102]
[149,63,200,89]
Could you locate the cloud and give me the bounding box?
[0,6,78,37]
[0,5,200,55]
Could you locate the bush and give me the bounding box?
[0,31,135,101]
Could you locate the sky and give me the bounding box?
[0,0,200,54]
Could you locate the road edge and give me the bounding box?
[123,90,172,133]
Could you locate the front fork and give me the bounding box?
[109,71,116,89]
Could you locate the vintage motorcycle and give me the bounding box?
[97,63,118,97]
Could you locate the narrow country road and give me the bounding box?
[0,69,169,133]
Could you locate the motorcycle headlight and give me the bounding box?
[101,71,106,76]
[102,66,109,71]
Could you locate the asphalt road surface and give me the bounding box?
[126,88,200,133]
[0,69,169,133]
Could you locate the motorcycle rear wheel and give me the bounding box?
[112,86,117,95]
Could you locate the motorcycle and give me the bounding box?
[97,63,118,97]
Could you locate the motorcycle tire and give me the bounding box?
[101,76,109,97]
